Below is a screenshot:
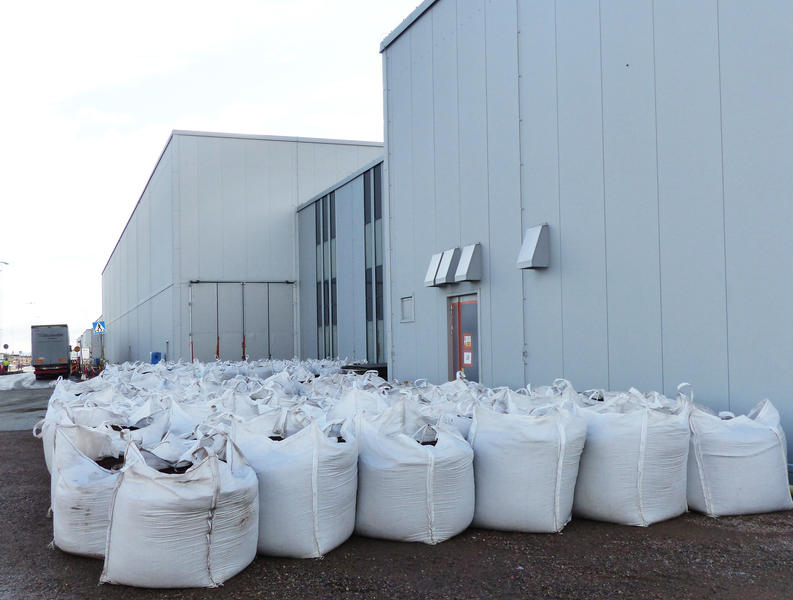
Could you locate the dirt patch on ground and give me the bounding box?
[2,429,792,599]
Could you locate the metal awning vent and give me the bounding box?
[424,252,443,287]
[517,224,550,269]
[424,243,482,286]
[435,248,461,285]
[455,243,482,282]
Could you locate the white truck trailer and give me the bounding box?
[31,324,70,380]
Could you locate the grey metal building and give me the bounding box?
[297,159,386,365]
[101,130,382,363]
[380,0,793,466]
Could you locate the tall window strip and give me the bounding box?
[373,164,384,364]
[315,195,337,358]
[364,165,385,364]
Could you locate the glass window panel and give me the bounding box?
[374,165,382,220]
[323,280,330,325]
[331,238,336,279]
[376,319,385,363]
[317,326,323,358]
[316,244,323,282]
[314,203,321,246]
[365,223,373,268]
[322,196,329,243]
[363,171,372,224]
[330,192,336,239]
[324,240,330,280]
[316,282,323,327]
[332,325,338,359]
[325,325,330,358]
[331,278,337,325]
[367,321,375,363]
[374,218,383,266]
[365,268,373,322]
[375,265,383,321]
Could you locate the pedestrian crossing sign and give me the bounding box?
[92,321,106,334]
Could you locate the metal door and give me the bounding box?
[190,281,293,361]
[191,283,218,361]
[243,283,269,359]
[268,283,295,359]
[218,283,243,359]
[448,293,479,382]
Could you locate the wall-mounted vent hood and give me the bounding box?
[424,243,482,286]
[424,252,443,287]
[435,248,461,285]
[517,224,550,269]
[455,243,482,282]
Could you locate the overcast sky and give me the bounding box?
[0,0,419,353]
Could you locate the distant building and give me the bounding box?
[101,131,381,363]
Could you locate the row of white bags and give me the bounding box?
[40,365,792,590]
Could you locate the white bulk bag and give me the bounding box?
[51,426,121,557]
[573,393,690,526]
[233,416,358,558]
[688,399,793,517]
[34,412,72,475]
[325,386,387,422]
[355,405,474,544]
[101,439,259,588]
[123,409,171,450]
[469,406,587,533]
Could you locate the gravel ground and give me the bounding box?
[2,429,792,600]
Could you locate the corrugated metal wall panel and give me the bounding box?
[386,34,416,379]
[103,143,175,363]
[298,206,318,360]
[518,1,564,386]
[149,287,172,360]
[600,0,663,392]
[484,0,523,388]
[719,0,793,419]
[554,1,610,391]
[654,0,729,405]
[220,142,247,282]
[409,16,442,380]
[431,0,463,379]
